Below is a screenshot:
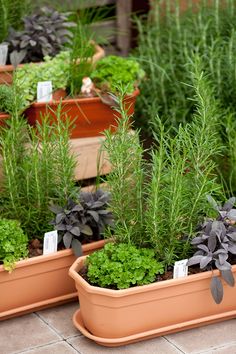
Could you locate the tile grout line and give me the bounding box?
[194,340,236,354]
[34,312,65,339]
[163,336,186,354]
[13,340,64,354]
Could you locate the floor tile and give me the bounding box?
[166,319,236,353]
[203,342,236,354]
[37,302,80,339]
[0,313,60,354]
[68,335,182,354]
[19,341,78,354]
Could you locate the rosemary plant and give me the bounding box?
[0,105,77,239]
[103,60,224,267]
[135,0,236,133]
[102,88,145,246]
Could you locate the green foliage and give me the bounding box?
[67,17,94,97]
[103,60,224,266]
[86,242,164,289]
[0,0,30,42]
[0,218,28,271]
[103,88,145,246]
[0,106,77,239]
[0,85,15,114]
[91,56,145,94]
[13,51,69,108]
[135,0,236,133]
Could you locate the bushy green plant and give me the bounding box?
[135,0,236,133]
[0,105,77,239]
[0,218,28,271]
[0,0,30,43]
[102,59,224,267]
[86,242,164,289]
[0,85,14,114]
[91,55,145,94]
[13,51,69,108]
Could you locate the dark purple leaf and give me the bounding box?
[56,213,64,224]
[200,256,212,269]
[218,253,228,265]
[72,239,83,257]
[210,276,223,304]
[197,244,209,253]
[87,210,99,222]
[80,224,93,236]
[63,232,72,248]
[221,270,235,287]
[206,195,219,211]
[49,205,64,214]
[187,255,203,266]
[191,236,204,245]
[208,235,217,252]
[227,209,236,221]
[70,226,81,236]
[222,197,236,211]
[215,259,231,271]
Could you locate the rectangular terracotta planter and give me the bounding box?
[0,112,10,127]
[0,240,106,321]
[69,256,236,347]
[0,43,105,85]
[24,89,139,139]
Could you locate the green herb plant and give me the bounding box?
[135,0,236,133]
[102,59,223,267]
[0,103,77,239]
[86,242,164,289]
[0,218,28,271]
[91,56,145,94]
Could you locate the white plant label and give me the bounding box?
[37,81,53,102]
[43,230,58,255]
[173,259,188,279]
[0,44,8,65]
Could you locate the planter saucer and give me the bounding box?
[73,308,236,347]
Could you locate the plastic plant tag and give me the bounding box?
[43,230,58,255]
[0,44,8,65]
[173,259,188,279]
[37,81,53,102]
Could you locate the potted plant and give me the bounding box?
[68,62,236,346]
[16,53,144,138]
[0,103,111,320]
[0,6,104,84]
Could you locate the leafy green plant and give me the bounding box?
[0,85,14,114]
[0,105,77,239]
[91,55,145,94]
[86,242,164,289]
[135,0,236,133]
[102,59,223,267]
[0,0,30,43]
[0,218,28,271]
[6,7,75,66]
[188,196,236,304]
[103,87,146,247]
[13,51,69,108]
[50,189,113,256]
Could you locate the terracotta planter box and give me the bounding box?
[24,89,140,139]
[0,112,10,127]
[0,240,106,321]
[69,256,236,347]
[0,43,105,85]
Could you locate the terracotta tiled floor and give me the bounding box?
[1,302,236,354]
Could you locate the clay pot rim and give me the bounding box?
[69,255,236,296]
[29,88,140,108]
